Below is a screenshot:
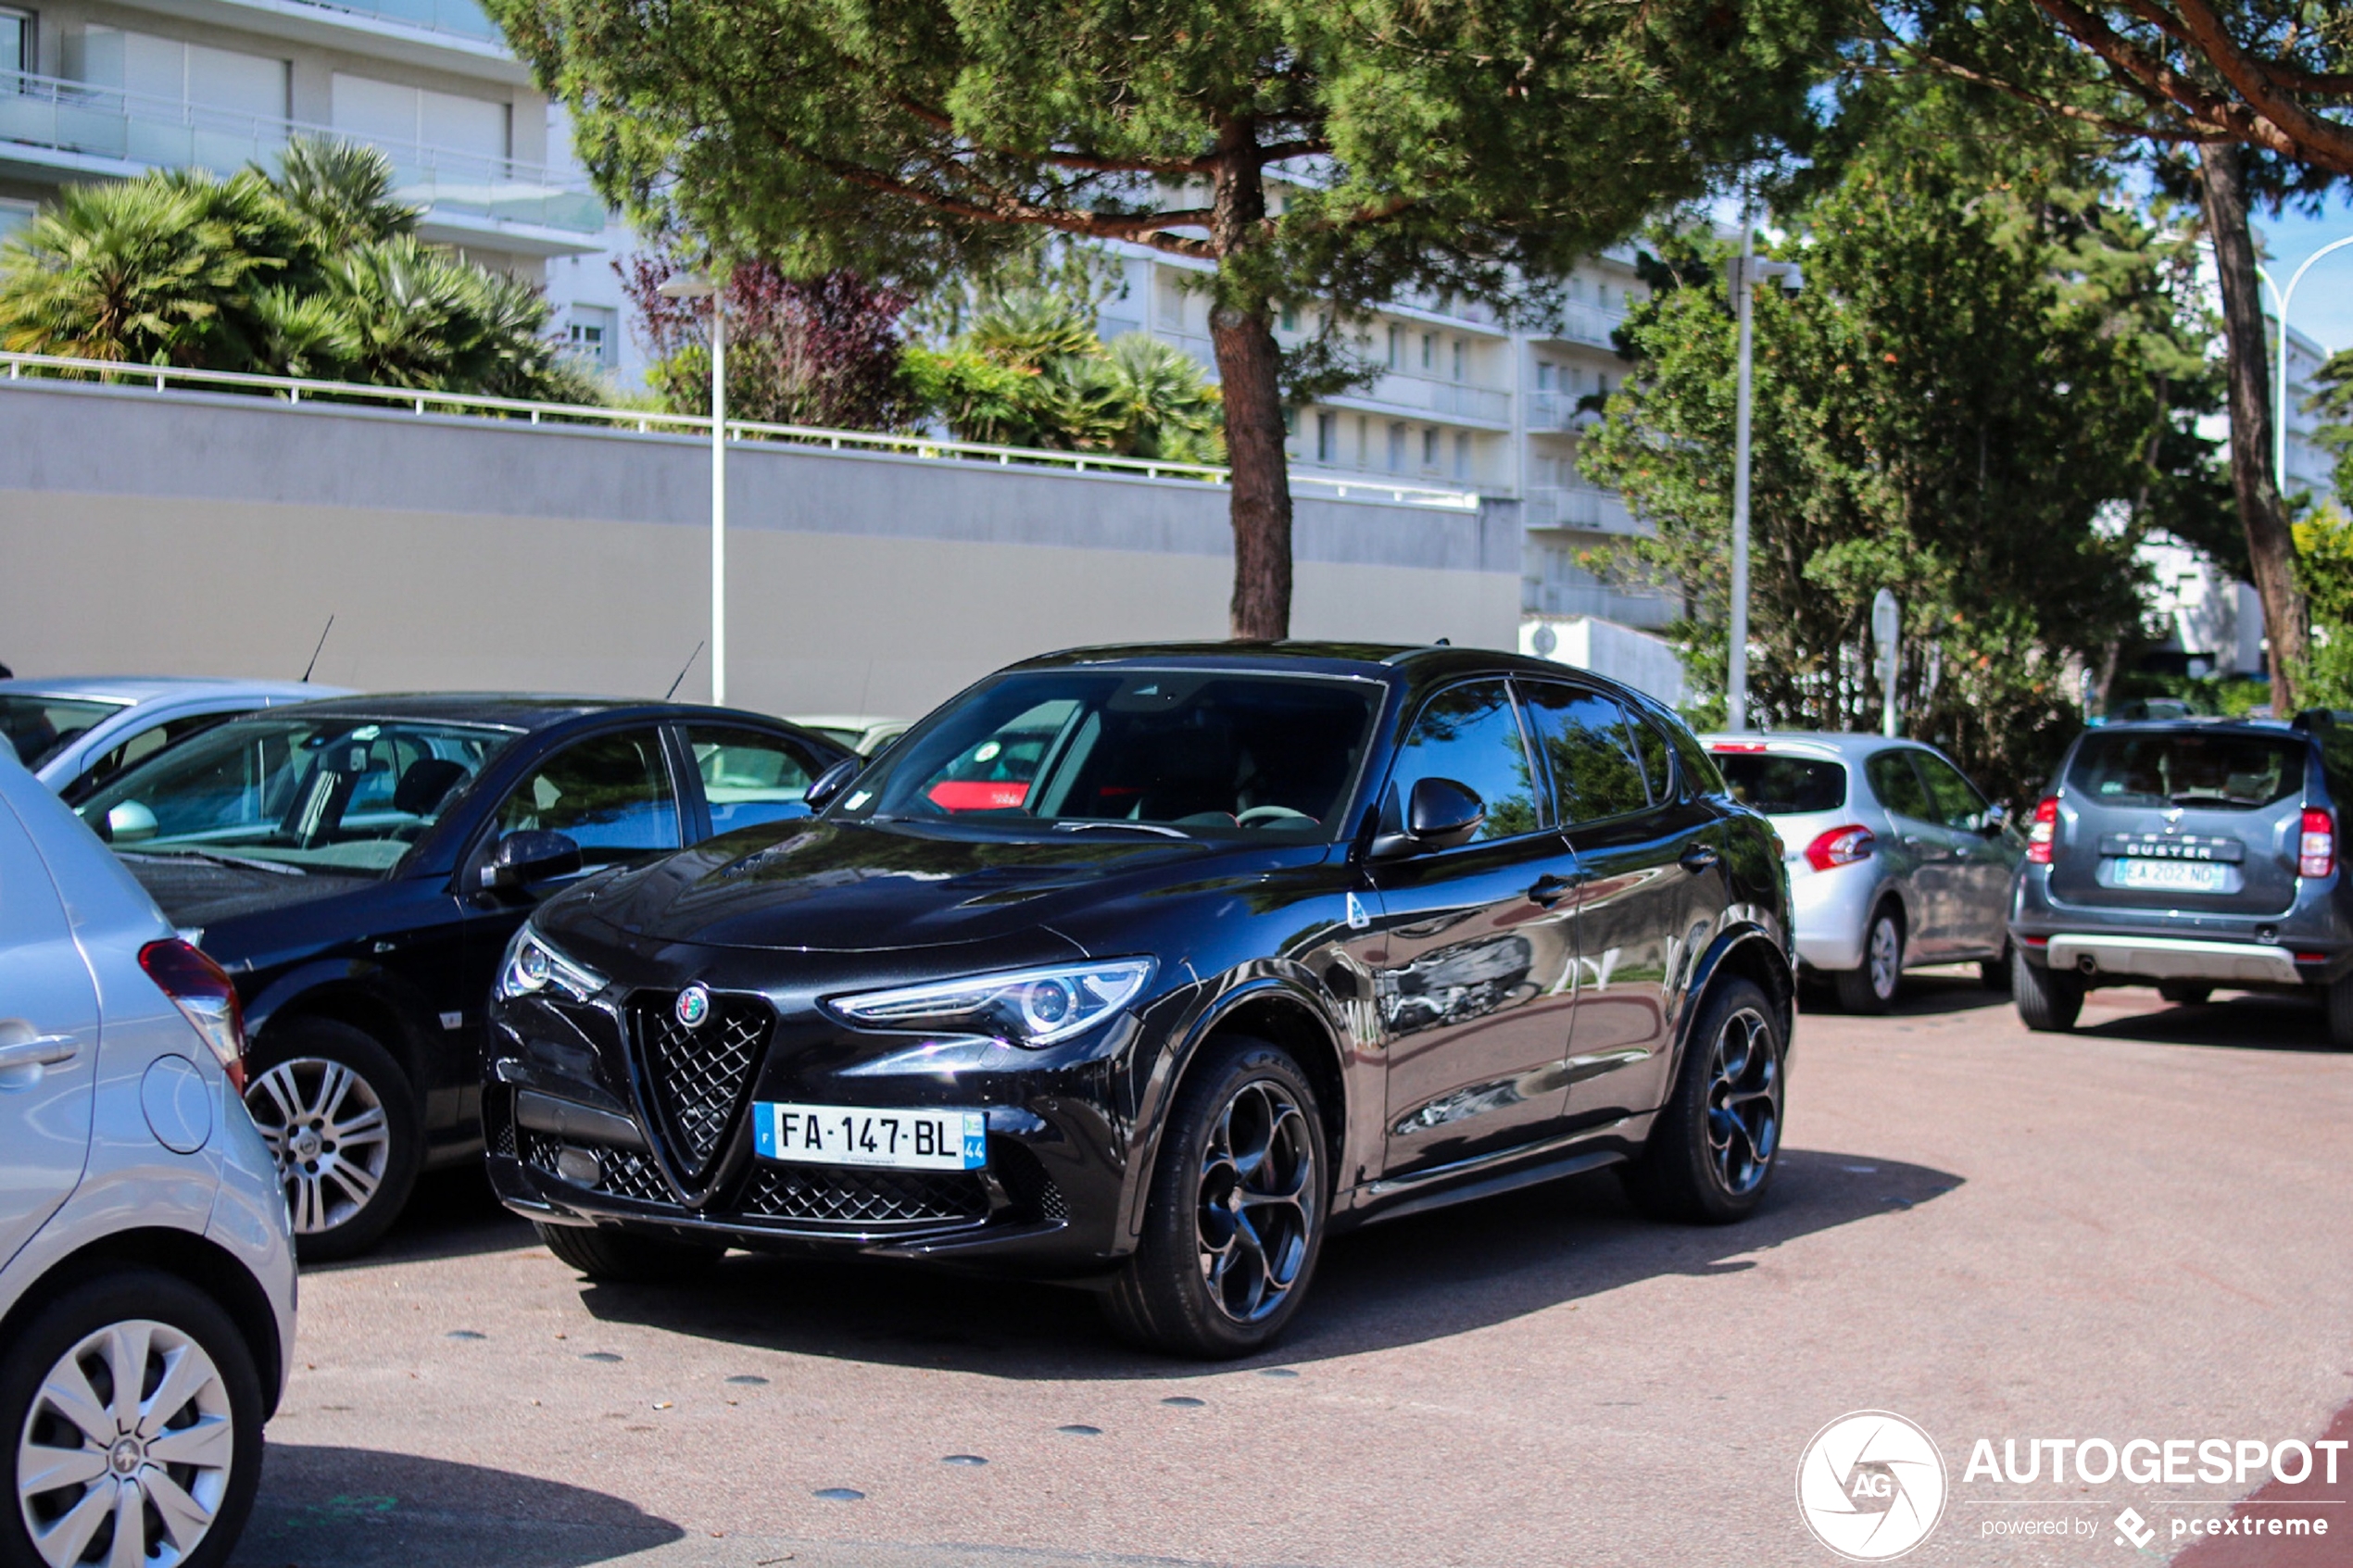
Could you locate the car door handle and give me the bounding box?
[0,1035,80,1071]
[1528,873,1577,907]
[1679,844,1722,873]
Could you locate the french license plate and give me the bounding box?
[752,1102,986,1171]
[2114,858,2230,893]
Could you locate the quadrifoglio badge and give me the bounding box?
[1795,1410,2346,1559]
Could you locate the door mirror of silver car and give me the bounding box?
[1372,777,1487,859]
[483,830,583,891]
[805,758,862,812]
[1980,801,2008,837]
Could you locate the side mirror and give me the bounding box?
[481,829,583,891]
[104,801,158,844]
[805,757,862,812]
[1371,777,1487,859]
[1980,802,2008,837]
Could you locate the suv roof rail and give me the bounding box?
[2292,709,2353,732]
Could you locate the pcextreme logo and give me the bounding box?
[1796,1411,1951,1562]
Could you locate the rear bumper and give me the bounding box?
[1789,860,1883,972]
[2039,934,2304,985]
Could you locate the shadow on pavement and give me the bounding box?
[1800,970,2012,1020]
[304,1168,535,1276]
[571,1147,1959,1377]
[2074,987,2337,1053]
[231,1444,683,1567]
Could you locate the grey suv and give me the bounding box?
[2009,713,2353,1044]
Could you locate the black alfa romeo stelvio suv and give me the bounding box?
[483,643,1797,1356]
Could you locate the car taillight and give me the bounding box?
[1803,824,1875,872]
[2300,808,2334,879]
[2026,797,2059,864]
[139,939,245,1092]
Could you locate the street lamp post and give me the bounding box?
[2258,233,2353,493]
[1724,226,1802,733]
[657,273,728,706]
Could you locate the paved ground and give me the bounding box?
[229,975,2353,1568]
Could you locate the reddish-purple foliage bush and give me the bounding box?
[620,255,917,432]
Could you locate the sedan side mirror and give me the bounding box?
[1371,777,1487,859]
[805,757,862,812]
[1980,802,2008,837]
[481,830,583,891]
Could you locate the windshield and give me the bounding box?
[832,670,1384,840]
[2,694,129,770]
[1718,754,1847,815]
[2067,731,2307,810]
[77,715,517,874]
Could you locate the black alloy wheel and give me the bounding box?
[1103,1035,1327,1359]
[1622,976,1786,1224]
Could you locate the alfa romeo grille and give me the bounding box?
[737,1164,990,1227]
[629,992,771,1185]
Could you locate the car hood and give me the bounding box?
[550,817,1314,955]
[116,852,375,929]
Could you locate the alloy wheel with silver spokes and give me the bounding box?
[1702,1006,1781,1198]
[15,1319,235,1568]
[1194,1078,1319,1325]
[1866,918,1901,999]
[245,1056,391,1238]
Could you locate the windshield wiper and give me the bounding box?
[122,847,308,876]
[1051,821,1193,840]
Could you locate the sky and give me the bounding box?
[2259,190,2353,356]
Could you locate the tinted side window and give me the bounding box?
[1629,713,1673,803]
[1911,752,1991,831]
[1390,680,1541,841]
[686,725,824,834]
[1521,684,1648,823]
[66,713,232,803]
[1866,750,1934,821]
[494,730,681,864]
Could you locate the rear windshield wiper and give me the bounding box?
[1051,820,1194,840]
[122,847,308,876]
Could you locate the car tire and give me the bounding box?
[2325,975,2353,1050]
[0,1268,264,1568]
[535,1223,726,1284]
[243,1017,422,1262]
[1833,904,1904,1014]
[2011,946,2083,1032]
[1980,942,2013,992]
[1101,1035,1327,1359]
[2158,982,2213,1007]
[1620,977,1786,1225]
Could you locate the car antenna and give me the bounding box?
[665,640,706,701]
[299,614,334,683]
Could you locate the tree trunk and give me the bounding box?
[2196,144,2306,707]
[1207,115,1292,641]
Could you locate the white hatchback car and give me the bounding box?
[0,751,295,1568]
[1701,733,2022,1010]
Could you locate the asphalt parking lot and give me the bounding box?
[229,975,2353,1568]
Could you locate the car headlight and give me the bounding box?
[497,925,608,1003]
[825,960,1153,1047]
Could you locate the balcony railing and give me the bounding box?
[1522,483,1638,534]
[0,70,605,234]
[0,350,1482,510]
[1525,391,1601,433]
[277,0,505,44]
[1539,300,1629,349]
[1342,370,1512,425]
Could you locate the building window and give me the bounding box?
[1386,422,1406,471]
[1536,361,1554,392]
[564,305,617,370]
[333,72,508,161]
[1282,406,1297,435]
[1422,428,1439,469]
[1,8,31,74]
[1153,267,1186,330]
[1354,415,1368,469]
[1453,432,1470,480]
[1315,411,1337,463]
[1279,303,1298,332]
[1386,324,1403,369]
[0,198,32,245]
[1452,339,1466,382]
[71,28,290,119]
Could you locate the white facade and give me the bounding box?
[0,0,640,383]
[2283,321,2339,509]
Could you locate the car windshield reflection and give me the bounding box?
[830,671,1383,841]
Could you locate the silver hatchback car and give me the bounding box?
[1700,733,2022,1010]
[0,752,295,1568]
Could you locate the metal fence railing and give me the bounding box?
[0,351,1484,509]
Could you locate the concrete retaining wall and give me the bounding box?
[0,379,1520,719]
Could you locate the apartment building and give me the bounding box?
[0,0,641,379]
[1098,240,1671,631]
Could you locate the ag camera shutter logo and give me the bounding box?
[1796,1411,1948,1561]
